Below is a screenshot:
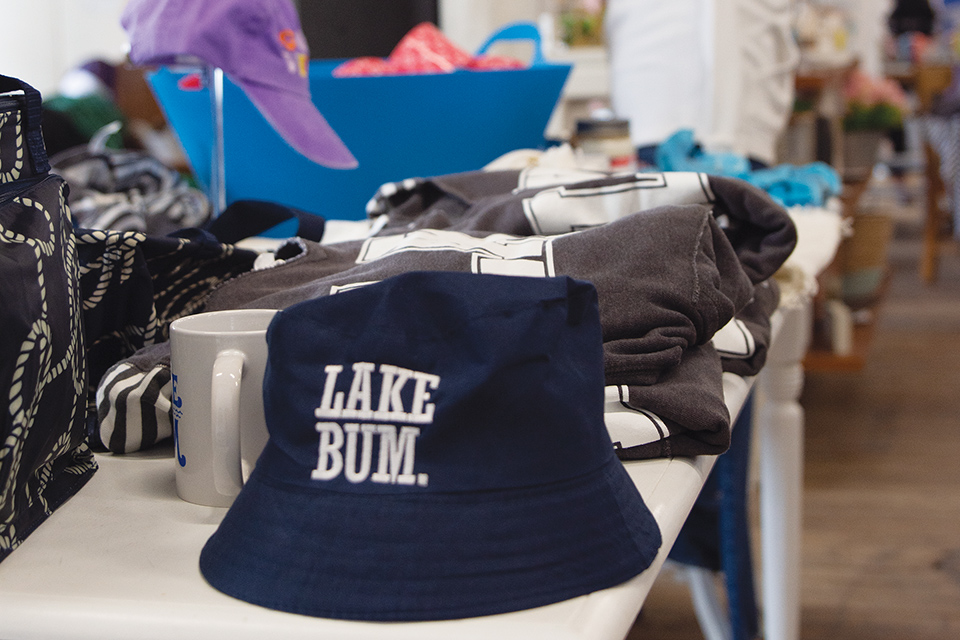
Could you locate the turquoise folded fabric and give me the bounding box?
[653,129,841,208]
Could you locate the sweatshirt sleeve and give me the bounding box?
[551,205,755,385]
[707,174,798,283]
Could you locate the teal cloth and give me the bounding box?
[654,129,841,208]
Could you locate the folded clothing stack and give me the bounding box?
[95,168,796,461]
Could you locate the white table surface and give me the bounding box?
[1,198,839,640]
[0,370,752,640]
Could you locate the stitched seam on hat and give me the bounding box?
[288,287,569,338]
[254,455,616,499]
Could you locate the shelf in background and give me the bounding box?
[803,316,877,373]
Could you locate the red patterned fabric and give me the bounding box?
[333,22,525,77]
[465,55,527,71]
[389,22,472,73]
[332,57,396,77]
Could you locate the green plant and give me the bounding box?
[842,70,907,132]
[559,9,604,47]
[843,100,904,132]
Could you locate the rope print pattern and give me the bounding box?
[0,115,96,556]
[78,230,256,453]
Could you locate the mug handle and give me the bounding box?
[211,349,245,499]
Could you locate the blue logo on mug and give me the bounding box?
[172,374,186,467]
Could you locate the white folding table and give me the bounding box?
[0,372,753,640]
[0,206,840,640]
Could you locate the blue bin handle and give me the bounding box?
[475,22,547,67]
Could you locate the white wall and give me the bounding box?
[0,0,544,97]
[439,0,543,51]
[1,0,129,95]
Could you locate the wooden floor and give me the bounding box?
[628,186,960,639]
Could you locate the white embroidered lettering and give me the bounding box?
[374,363,411,421]
[371,425,420,485]
[343,423,377,483]
[315,365,345,418]
[342,362,375,419]
[311,422,344,480]
[409,371,439,424]
[311,362,438,487]
[386,364,414,421]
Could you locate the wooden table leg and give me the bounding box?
[921,141,944,284]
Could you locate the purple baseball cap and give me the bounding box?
[121,0,358,169]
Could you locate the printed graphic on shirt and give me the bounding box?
[516,166,611,191]
[357,229,556,277]
[711,318,756,359]
[329,280,381,295]
[521,171,715,235]
[311,362,437,487]
[603,385,668,449]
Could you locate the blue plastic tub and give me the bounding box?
[147,23,571,220]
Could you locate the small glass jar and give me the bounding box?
[573,117,636,171]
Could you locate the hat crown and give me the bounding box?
[122,0,309,94]
[260,272,614,494]
[121,0,358,168]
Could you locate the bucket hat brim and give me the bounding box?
[199,443,661,622]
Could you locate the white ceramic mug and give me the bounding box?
[169,309,277,507]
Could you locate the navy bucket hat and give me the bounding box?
[199,271,661,621]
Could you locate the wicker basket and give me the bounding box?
[837,212,893,308]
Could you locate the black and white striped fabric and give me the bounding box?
[95,343,171,454]
[51,141,210,236]
[0,75,97,562]
[920,114,960,240]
